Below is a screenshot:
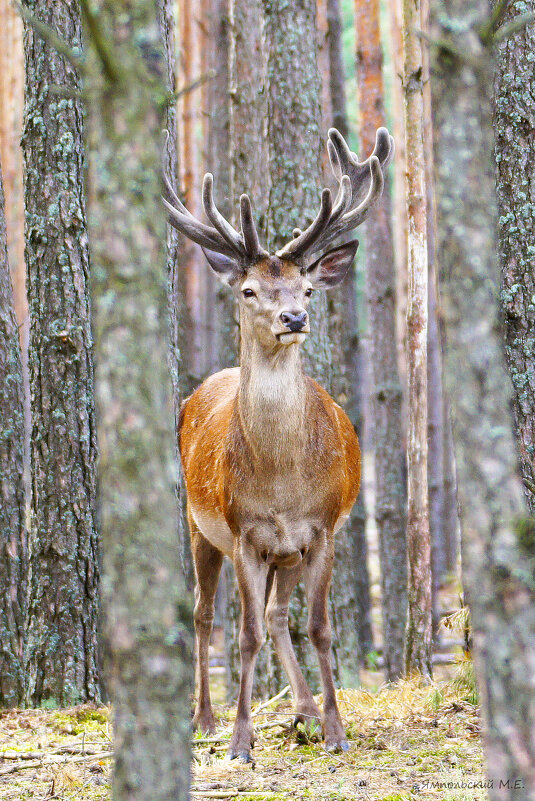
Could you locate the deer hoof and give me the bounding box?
[229,748,253,764]
[325,738,350,753]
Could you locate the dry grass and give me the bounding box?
[0,675,486,801]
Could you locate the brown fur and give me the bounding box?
[179,255,361,759]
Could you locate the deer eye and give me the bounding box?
[242,288,256,298]
[304,287,314,297]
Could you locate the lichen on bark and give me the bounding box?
[430,1,535,796]
[84,2,192,798]
[0,161,26,707]
[22,0,100,706]
[495,0,535,515]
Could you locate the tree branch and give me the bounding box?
[479,0,511,44]
[15,2,85,72]
[79,0,122,83]
[493,12,534,42]
[175,69,216,100]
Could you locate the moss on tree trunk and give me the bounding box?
[22,0,100,706]
[495,0,535,516]
[430,1,535,796]
[84,2,192,798]
[0,162,26,706]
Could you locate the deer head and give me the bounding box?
[163,128,394,349]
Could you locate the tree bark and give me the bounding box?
[0,161,26,706]
[422,0,447,628]
[178,0,206,395]
[325,0,374,660]
[354,0,407,680]
[226,0,270,699]
[402,0,432,676]
[84,1,192,798]
[344,275,374,660]
[387,0,409,427]
[430,1,535,797]
[327,0,349,140]
[22,0,100,706]
[208,0,239,373]
[229,0,268,240]
[442,389,459,574]
[0,0,25,331]
[495,2,535,516]
[263,0,334,694]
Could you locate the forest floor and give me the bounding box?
[1,458,482,800]
[0,672,487,801]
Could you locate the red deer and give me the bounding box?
[164,127,394,761]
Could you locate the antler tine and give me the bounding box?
[162,172,197,220]
[277,127,392,262]
[202,173,246,258]
[276,189,333,259]
[337,155,384,229]
[310,155,384,256]
[240,194,265,259]
[329,174,352,225]
[329,126,393,206]
[163,196,238,256]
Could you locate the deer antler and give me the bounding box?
[162,172,267,262]
[163,127,393,264]
[277,127,394,261]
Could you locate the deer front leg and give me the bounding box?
[229,542,269,762]
[265,565,322,731]
[190,521,224,734]
[304,535,348,752]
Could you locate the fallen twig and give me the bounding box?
[256,720,292,732]
[0,750,113,776]
[191,793,281,799]
[253,685,291,717]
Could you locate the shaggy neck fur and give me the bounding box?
[238,319,307,466]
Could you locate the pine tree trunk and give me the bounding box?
[402,0,432,676]
[263,0,332,694]
[430,2,535,796]
[354,0,407,680]
[428,257,446,630]
[387,0,409,426]
[205,0,235,638]
[229,0,268,240]
[495,2,535,516]
[226,0,261,699]
[327,0,374,660]
[0,0,25,330]
[327,0,349,140]
[22,0,100,706]
[208,0,238,372]
[84,2,192,797]
[342,274,374,660]
[422,0,447,638]
[442,391,458,574]
[226,0,271,699]
[159,0,194,600]
[0,162,26,706]
[178,0,205,395]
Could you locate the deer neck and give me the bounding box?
[238,322,307,465]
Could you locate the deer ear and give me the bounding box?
[201,248,242,285]
[307,240,359,289]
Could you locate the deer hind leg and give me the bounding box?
[190,514,224,734]
[229,543,269,762]
[304,536,348,752]
[265,565,322,732]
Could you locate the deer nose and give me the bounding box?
[280,310,308,332]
